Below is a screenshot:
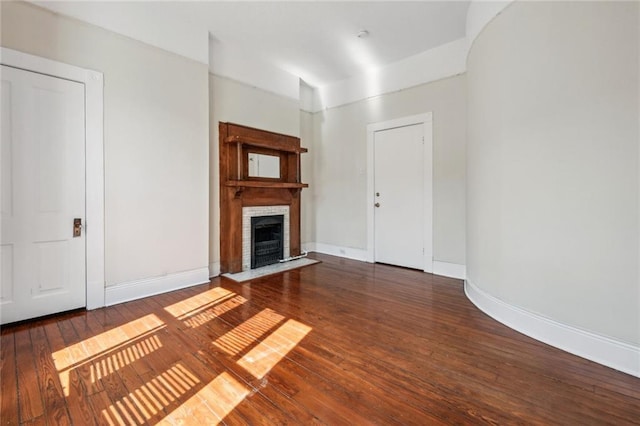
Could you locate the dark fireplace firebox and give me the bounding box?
[251,215,284,269]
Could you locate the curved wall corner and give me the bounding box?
[465,0,514,53]
[465,0,640,376]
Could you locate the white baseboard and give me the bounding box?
[305,243,467,281]
[209,261,221,278]
[465,279,640,378]
[303,242,368,262]
[301,242,316,254]
[105,268,210,306]
[433,261,466,280]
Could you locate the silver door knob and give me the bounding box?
[374,203,380,208]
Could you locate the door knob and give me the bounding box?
[374,203,380,208]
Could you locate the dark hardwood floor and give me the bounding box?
[1,253,639,425]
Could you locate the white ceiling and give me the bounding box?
[33,1,470,87]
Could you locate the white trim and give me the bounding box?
[433,261,466,280]
[209,261,221,278]
[301,242,316,253]
[84,70,105,310]
[465,279,640,378]
[306,242,368,262]
[366,113,433,273]
[305,244,467,282]
[105,268,210,306]
[1,48,106,309]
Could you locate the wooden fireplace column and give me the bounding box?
[219,122,308,273]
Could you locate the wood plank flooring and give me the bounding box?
[1,253,639,425]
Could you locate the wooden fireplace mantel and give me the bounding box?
[219,122,308,273]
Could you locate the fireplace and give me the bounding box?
[251,215,284,268]
[219,123,307,273]
[242,206,290,271]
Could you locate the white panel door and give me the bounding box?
[1,65,86,324]
[374,124,424,269]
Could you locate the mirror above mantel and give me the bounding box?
[248,153,280,179]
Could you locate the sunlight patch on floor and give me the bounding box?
[90,334,162,381]
[50,286,313,423]
[164,287,234,319]
[181,295,247,329]
[52,314,165,396]
[237,319,312,379]
[164,287,249,328]
[100,363,201,425]
[159,372,250,425]
[213,308,284,356]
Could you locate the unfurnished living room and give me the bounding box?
[1,0,639,424]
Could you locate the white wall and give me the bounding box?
[467,1,639,346]
[1,2,210,296]
[209,36,299,101]
[31,0,209,65]
[313,75,467,265]
[465,0,513,51]
[316,38,467,111]
[208,74,302,275]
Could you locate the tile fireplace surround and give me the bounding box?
[242,205,290,272]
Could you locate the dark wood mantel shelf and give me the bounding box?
[225,135,309,154]
[224,180,309,189]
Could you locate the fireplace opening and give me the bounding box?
[251,215,284,269]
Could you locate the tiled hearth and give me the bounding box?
[223,257,319,282]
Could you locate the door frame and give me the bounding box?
[1,47,105,309]
[366,113,433,272]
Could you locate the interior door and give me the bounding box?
[374,124,424,269]
[1,65,86,324]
